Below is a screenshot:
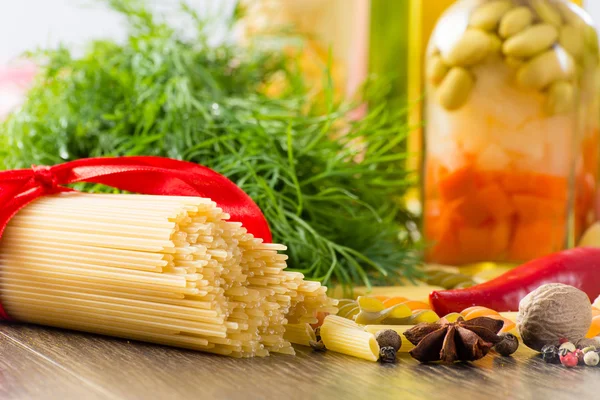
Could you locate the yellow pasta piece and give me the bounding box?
[321,316,379,361]
[337,303,359,319]
[330,285,442,303]
[354,303,412,325]
[442,312,463,322]
[409,309,439,324]
[357,296,385,312]
[323,314,362,329]
[283,323,316,346]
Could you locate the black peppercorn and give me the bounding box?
[375,329,402,351]
[541,344,560,364]
[379,346,397,363]
[309,340,326,352]
[314,326,321,342]
[494,333,519,356]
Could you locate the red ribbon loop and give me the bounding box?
[0,156,272,320]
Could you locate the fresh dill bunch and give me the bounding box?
[0,0,421,290]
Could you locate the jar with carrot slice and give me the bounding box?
[423,0,600,265]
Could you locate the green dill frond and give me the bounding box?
[0,0,420,290]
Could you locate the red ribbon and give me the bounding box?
[0,156,272,320]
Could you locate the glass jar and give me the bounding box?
[423,0,599,265]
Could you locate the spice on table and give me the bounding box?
[404,316,503,363]
[375,329,401,363]
[429,248,600,315]
[309,339,327,352]
[583,351,599,366]
[559,342,577,355]
[575,349,585,364]
[517,284,592,351]
[309,326,326,351]
[379,347,397,363]
[560,352,579,368]
[494,333,519,356]
[541,344,560,364]
[582,346,597,354]
[577,338,600,348]
[314,327,322,342]
[375,329,402,352]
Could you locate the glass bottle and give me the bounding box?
[423,0,599,265]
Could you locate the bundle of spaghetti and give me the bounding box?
[0,192,337,357]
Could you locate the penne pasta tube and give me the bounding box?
[320,315,380,362]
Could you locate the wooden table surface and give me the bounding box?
[0,323,598,400]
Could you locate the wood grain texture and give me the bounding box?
[0,327,113,400]
[0,323,598,400]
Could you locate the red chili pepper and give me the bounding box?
[429,247,600,315]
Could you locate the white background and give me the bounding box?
[587,0,600,24]
[0,0,598,63]
[0,0,236,64]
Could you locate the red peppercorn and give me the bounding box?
[560,352,579,368]
[575,349,585,365]
[559,338,569,345]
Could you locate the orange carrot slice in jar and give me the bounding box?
[501,172,567,201]
[508,219,564,262]
[438,165,476,202]
[454,195,492,226]
[457,225,493,262]
[512,195,565,222]
[426,202,464,264]
[532,175,568,201]
[476,183,515,219]
[489,219,511,259]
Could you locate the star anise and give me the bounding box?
[404,316,503,363]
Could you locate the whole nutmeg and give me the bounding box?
[517,283,592,352]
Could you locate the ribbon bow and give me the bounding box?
[0,156,272,242]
